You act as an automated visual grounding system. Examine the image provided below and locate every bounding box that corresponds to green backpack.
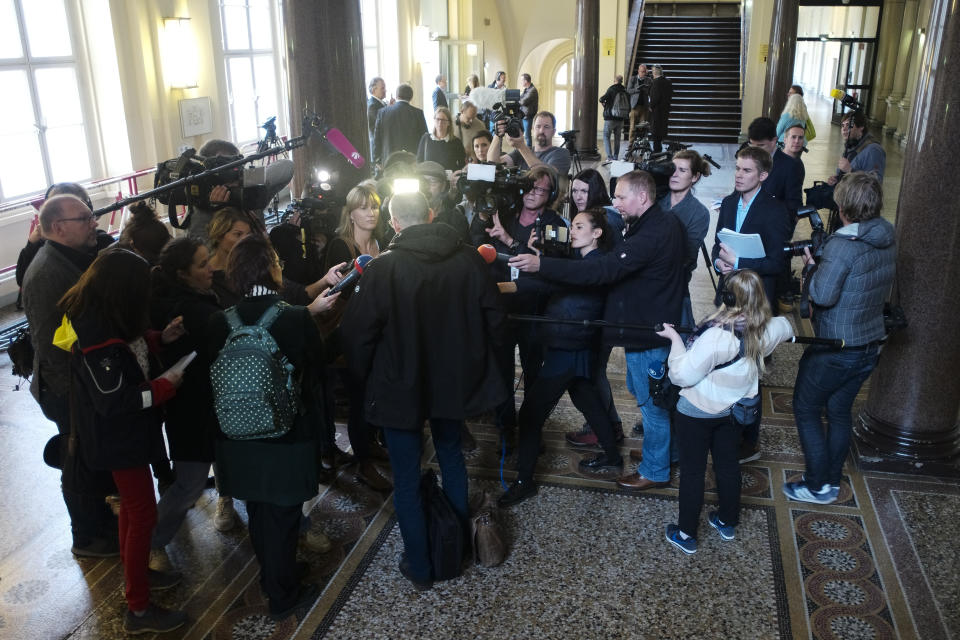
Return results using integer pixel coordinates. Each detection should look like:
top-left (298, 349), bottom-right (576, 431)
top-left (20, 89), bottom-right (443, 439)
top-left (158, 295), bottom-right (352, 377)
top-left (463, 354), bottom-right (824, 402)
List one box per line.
top-left (210, 302), bottom-right (301, 440)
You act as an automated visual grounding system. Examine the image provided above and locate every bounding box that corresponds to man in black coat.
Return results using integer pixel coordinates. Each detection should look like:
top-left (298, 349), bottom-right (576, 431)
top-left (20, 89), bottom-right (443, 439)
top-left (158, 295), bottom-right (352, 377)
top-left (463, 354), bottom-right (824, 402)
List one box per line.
top-left (747, 117), bottom-right (803, 218)
top-left (711, 146), bottom-right (791, 308)
top-left (341, 192), bottom-right (506, 590)
top-left (372, 83), bottom-right (428, 171)
top-left (367, 77), bottom-right (390, 160)
top-left (510, 170), bottom-right (687, 491)
top-left (649, 65), bottom-right (672, 152)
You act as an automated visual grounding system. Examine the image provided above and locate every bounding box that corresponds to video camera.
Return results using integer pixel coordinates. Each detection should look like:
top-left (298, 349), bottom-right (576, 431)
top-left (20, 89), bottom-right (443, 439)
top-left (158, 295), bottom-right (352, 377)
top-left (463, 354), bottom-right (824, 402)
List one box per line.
top-left (457, 163), bottom-right (534, 228)
top-left (533, 216), bottom-right (572, 259)
top-left (784, 206), bottom-right (827, 318)
top-left (559, 129), bottom-right (579, 152)
top-left (491, 89), bottom-right (524, 138)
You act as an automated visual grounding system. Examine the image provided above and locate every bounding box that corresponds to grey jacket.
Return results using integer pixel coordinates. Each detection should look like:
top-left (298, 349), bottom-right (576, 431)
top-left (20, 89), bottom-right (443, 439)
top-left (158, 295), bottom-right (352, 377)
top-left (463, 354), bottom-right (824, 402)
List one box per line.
top-left (22, 242), bottom-right (87, 400)
top-left (809, 217), bottom-right (895, 346)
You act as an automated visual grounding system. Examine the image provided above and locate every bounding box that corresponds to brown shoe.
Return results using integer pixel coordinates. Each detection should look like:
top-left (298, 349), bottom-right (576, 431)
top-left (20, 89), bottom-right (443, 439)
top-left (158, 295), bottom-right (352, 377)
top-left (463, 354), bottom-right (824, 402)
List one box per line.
top-left (616, 472), bottom-right (669, 490)
top-left (629, 448), bottom-right (643, 462)
top-left (356, 461), bottom-right (393, 491)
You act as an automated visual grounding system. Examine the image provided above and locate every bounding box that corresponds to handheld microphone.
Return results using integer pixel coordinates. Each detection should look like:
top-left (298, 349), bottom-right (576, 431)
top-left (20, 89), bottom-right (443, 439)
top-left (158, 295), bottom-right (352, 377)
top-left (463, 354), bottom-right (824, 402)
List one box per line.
top-left (324, 254), bottom-right (373, 296)
top-left (829, 89), bottom-right (862, 112)
top-left (324, 127), bottom-right (366, 169)
top-left (477, 244), bottom-right (512, 265)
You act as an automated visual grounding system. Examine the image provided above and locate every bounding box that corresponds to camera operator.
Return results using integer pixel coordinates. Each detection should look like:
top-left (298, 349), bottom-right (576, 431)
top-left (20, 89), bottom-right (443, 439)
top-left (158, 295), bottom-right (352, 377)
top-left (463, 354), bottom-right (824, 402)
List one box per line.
top-left (418, 161), bottom-right (469, 243)
top-left (488, 110), bottom-right (571, 176)
top-left (484, 165), bottom-right (567, 446)
top-left (783, 172), bottom-right (895, 505)
top-left (185, 139), bottom-right (242, 242)
top-left (827, 110), bottom-right (886, 186)
top-left (454, 100), bottom-right (482, 161)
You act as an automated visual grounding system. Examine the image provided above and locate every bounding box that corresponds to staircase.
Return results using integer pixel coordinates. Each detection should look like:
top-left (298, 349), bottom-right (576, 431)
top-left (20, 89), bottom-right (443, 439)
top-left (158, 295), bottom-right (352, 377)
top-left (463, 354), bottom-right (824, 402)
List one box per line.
top-left (633, 15), bottom-right (742, 143)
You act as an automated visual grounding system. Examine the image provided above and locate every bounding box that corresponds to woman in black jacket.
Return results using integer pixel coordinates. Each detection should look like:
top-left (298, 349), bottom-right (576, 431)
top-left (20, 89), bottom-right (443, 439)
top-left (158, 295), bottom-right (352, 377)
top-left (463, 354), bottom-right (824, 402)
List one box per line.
top-left (206, 235), bottom-right (335, 620)
top-left (61, 249), bottom-right (188, 634)
top-left (498, 209), bottom-right (620, 507)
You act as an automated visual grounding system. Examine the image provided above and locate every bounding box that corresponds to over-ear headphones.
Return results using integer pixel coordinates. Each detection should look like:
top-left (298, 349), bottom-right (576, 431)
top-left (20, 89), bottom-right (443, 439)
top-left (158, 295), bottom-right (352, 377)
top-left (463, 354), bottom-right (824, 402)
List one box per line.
top-left (720, 276), bottom-right (737, 308)
top-left (530, 167), bottom-right (559, 203)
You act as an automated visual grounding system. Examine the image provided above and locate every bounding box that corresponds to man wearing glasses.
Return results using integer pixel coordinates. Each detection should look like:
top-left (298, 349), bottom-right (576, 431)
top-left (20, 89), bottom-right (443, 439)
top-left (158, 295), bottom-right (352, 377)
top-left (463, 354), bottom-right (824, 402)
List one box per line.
top-left (23, 194), bottom-right (120, 559)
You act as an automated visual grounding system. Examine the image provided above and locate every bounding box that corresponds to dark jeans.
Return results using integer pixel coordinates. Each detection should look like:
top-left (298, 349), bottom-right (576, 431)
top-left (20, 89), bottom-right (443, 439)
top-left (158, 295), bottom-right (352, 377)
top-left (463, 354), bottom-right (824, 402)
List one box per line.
top-left (39, 384), bottom-right (117, 547)
top-left (593, 346), bottom-right (622, 429)
top-left (676, 411), bottom-right (742, 538)
top-left (382, 419), bottom-right (468, 583)
top-left (517, 362), bottom-right (620, 482)
top-left (495, 321), bottom-right (544, 431)
top-left (247, 500), bottom-right (303, 613)
top-left (793, 343), bottom-right (879, 491)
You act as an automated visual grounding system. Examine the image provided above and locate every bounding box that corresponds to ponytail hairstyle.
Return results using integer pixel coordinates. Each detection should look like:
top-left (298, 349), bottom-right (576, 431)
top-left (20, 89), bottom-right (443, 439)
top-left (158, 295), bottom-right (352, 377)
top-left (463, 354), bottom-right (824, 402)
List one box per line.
top-left (119, 201), bottom-right (171, 266)
top-left (702, 269), bottom-right (771, 375)
top-left (671, 149), bottom-right (712, 182)
top-left (577, 207), bottom-right (614, 253)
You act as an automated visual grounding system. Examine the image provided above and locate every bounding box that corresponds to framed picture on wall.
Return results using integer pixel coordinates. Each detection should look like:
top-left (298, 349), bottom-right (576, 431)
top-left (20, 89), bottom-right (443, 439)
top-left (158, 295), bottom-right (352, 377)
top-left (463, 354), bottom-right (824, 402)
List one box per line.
top-left (179, 97), bottom-right (213, 138)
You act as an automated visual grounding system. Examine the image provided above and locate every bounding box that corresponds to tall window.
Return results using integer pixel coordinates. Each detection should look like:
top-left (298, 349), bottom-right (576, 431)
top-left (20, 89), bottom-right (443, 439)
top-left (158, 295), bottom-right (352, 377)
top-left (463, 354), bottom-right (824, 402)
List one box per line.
top-left (359, 0), bottom-right (399, 97)
top-left (0, 0), bottom-right (92, 201)
top-left (219, 0), bottom-right (283, 145)
top-left (553, 57), bottom-right (575, 133)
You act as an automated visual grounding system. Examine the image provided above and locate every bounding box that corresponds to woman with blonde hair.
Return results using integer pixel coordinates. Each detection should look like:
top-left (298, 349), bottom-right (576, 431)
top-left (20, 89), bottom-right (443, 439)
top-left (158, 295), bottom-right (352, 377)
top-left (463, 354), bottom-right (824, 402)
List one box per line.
top-left (325, 181), bottom-right (382, 270)
top-left (416, 106), bottom-right (466, 171)
top-left (777, 89), bottom-right (816, 144)
top-left (657, 269), bottom-right (794, 554)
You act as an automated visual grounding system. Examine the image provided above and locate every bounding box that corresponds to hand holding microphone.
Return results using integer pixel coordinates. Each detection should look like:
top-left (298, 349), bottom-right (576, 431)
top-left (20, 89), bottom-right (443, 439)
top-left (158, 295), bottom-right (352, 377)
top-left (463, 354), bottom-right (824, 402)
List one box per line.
top-left (324, 254), bottom-right (373, 296)
top-left (477, 244), bottom-right (513, 265)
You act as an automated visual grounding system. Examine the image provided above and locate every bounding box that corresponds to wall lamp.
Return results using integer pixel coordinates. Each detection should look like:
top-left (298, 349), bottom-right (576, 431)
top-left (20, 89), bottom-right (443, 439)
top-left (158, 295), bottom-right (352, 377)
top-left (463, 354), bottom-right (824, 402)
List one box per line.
top-left (161, 17), bottom-right (199, 89)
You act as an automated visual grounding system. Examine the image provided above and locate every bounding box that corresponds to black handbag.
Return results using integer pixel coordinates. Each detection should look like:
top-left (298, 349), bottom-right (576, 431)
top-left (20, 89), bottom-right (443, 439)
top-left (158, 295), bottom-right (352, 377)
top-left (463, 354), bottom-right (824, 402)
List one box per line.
top-left (420, 469), bottom-right (465, 581)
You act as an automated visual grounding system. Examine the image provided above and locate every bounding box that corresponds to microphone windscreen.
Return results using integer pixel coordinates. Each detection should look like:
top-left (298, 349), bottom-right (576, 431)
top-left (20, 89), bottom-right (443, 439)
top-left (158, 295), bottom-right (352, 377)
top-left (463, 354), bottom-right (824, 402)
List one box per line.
top-left (325, 127), bottom-right (365, 168)
top-left (477, 244), bottom-right (497, 264)
top-left (830, 88), bottom-right (845, 100)
top-left (264, 158), bottom-right (295, 187)
top-left (355, 254), bottom-right (373, 273)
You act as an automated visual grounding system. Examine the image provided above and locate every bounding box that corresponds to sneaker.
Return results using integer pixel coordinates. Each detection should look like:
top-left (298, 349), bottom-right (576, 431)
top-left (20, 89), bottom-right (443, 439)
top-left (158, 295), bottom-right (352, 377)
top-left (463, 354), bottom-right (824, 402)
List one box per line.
top-left (565, 424), bottom-right (599, 448)
top-left (631, 420), bottom-right (644, 437)
top-left (214, 496), bottom-right (238, 532)
top-left (104, 494), bottom-right (121, 517)
top-left (782, 480), bottom-right (839, 505)
top-left (665, 524), bottom-right (697, 555)
top-left (708, 511), bottom-right (735, 541)
top-left (148, 548), bottom-right (173, 572)
top-left (578, 454), bottom-right (624, 473)
top-left (123, 604), bottom-right (188, 634)
top-left (71, 537), bottom-right (120, 558)
top-left (301, 528), bottom-right (333, 554)
top-left (497, 479), bottom-right (538, 507)
top-left (738, 442), bottom-right (761, 464)
top-left (147, 568), bottom-right (182, 591)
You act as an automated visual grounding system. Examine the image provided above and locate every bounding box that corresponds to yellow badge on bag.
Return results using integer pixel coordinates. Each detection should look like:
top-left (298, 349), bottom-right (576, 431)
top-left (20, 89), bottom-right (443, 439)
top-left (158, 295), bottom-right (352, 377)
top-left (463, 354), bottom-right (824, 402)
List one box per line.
top-left (52, 315), bottom-right (77, 352)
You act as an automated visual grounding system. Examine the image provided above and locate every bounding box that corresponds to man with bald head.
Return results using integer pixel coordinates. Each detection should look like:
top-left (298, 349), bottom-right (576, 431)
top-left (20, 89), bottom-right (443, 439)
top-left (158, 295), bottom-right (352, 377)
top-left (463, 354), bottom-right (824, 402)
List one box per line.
top-left (23, 194), bottom-right (119, 558)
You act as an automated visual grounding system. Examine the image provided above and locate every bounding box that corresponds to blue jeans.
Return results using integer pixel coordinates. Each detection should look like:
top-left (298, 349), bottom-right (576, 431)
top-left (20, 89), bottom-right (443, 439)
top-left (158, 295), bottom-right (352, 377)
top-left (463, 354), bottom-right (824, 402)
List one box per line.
top-left (382, 419), bottom-right (468, 582)
top-left (793, 344), bottom-right (879, 491)
top-left (625, 346), bottom-right (673, 482)
top-left (522, 117), bottom-right (533, 147)
top-left (603, 120), bottom-right (623, 159)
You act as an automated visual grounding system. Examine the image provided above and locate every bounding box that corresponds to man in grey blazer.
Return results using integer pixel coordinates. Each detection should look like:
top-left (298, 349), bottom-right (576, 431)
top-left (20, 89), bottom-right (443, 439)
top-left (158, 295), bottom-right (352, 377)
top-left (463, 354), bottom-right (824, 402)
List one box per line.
top-left (22, 194), bottom-right (119, 558)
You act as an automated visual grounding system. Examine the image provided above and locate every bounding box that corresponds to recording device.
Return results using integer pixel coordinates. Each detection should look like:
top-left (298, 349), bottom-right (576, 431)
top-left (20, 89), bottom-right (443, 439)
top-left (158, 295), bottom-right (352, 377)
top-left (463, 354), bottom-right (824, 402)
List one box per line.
top-left (559, 130), bottom-right (579, 152)
top-left (457, 163), bottom-right (534, 227)
top-left (324, 254), bottom-right (373, 296)
top-left (533, 216), bottom-right (572, 258)
top-left (491, 89), bottom-right (524, 138)
top-left (609, 155), bottom-right (675, 202)
top-left (830, 88), bottom-right (863, 113)
top-left (783, 206), bottom-right (827, 319)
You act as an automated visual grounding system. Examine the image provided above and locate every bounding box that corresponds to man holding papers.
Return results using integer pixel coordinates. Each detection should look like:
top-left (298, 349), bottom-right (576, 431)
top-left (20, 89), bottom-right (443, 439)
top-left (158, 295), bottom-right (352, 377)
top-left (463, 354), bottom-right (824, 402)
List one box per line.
top-left (711, 146), bottom-right (791, 307)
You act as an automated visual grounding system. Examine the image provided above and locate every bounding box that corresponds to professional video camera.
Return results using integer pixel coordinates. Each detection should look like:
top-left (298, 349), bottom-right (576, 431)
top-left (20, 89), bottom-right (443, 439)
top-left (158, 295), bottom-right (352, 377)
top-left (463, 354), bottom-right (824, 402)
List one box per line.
top-left (457, 163), bottom-right (533, 228)
top-left (559, 129), bottom-right (578, 152)
top-left (533, 215), bottom-right (572, 258)
top-left (491, 89), bottom-right (524, 138)
top-left (783, 206), bottom-right (827, 318)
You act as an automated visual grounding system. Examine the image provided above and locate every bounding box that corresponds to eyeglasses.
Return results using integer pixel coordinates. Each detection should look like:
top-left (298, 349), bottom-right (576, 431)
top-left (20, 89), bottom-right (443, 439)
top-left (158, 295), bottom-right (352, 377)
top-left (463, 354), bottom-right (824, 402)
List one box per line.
top-left (530, 186), bottom-right (551, 196)
top-left (57, 214), bottom-right (96, 224)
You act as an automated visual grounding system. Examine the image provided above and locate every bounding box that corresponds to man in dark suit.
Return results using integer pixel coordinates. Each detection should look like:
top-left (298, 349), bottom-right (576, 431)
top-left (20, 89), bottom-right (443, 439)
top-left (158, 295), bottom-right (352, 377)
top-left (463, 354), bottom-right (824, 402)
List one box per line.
top-left (711, 146), bottom-right (791, 308)
top-left (747, 117), bottom-right (803, 218)
top-left (649, 64), bottom-right (672, 152)
top-left (367, 77), bottom-right (390, 160)
top-left (432, 75), bottom-right (448, 111)
top-left (372, 83), bottom-right (428, 172)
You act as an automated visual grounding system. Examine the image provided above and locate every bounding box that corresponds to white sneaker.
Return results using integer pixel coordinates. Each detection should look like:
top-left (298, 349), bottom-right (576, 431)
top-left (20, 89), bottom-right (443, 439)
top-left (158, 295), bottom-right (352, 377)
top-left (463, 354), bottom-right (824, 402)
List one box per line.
top-left (149, 548), bottom-right (173, 572)
top-left (214, 496), bottom-right (238, 532)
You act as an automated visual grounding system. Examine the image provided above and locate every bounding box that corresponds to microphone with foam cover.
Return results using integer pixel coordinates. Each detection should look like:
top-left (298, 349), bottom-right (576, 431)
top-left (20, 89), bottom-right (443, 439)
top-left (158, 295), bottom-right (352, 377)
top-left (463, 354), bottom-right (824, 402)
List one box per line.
top-left (324, 254), bottom-right (373, 296)
top-left (477, 244), bottom-right (512, 265)
top-left (324, 127), bottom-right (366, 169)
top-left (829, 88), bottom-right (862, 112)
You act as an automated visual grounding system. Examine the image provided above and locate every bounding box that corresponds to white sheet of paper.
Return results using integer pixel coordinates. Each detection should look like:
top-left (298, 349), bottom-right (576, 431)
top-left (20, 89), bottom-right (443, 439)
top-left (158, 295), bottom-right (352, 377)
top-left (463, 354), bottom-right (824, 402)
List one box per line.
top-left (717, 228), bottom-right (766, 259)
top-left (168, 351), bottom-right (197, 375)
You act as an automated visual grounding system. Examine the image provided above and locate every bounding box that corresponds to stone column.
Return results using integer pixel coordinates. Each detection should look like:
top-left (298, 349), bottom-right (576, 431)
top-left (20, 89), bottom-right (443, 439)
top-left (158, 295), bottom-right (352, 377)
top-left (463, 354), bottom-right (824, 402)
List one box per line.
top-left (894, 3), bottom-right (929, 144)
top-left (856, 0), bottom-right (960, 463)
top-left (573, 0), bottom-right (600, 160)
top-left (869, 0), bottom-right (906, 123)
top-left (762, 0), bottom-right (799, 118)
top-left (281, 0), bottom-right (370, 196)
top-left (883, 0), bottom-right (919, 134)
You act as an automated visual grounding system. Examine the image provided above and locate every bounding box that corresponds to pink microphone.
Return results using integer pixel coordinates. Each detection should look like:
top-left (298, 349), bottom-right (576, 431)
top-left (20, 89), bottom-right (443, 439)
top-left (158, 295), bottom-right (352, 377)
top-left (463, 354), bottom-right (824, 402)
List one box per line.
top-left (324, 127), bottom-right (366, 169)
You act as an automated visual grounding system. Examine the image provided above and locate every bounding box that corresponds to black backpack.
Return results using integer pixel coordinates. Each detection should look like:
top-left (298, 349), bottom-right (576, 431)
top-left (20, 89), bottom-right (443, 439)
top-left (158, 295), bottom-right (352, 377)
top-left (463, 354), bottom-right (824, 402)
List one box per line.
top-left (611, 88), bottom-right (631, 119)
top-left (420, 469), bottom-right (465, 581)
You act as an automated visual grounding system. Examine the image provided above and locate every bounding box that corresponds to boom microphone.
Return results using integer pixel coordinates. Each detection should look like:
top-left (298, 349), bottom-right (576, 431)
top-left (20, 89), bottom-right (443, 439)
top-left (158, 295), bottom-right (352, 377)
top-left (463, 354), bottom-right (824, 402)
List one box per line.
top-left (478, 244), bottom-right (512, 265)
top-left (324, 127), bottom-right (366, 169)
top-left (324, 254), bottom-right (373, 296)
top-left (829, 88), bottom-right (862, 112)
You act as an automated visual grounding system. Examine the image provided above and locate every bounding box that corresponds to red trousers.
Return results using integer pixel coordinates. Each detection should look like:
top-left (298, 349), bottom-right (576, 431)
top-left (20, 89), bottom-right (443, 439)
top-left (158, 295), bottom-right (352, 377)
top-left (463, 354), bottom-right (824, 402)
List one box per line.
top-left (111, 467), bottom-right (157, 612)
